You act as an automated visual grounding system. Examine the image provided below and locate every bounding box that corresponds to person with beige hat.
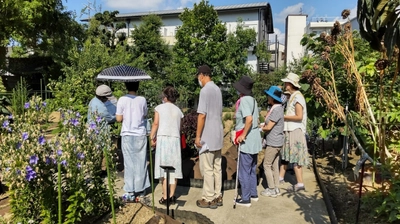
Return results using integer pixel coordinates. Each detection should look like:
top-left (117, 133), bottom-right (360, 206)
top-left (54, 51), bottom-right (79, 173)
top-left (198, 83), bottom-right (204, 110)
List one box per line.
top-left (87, 84), bottom-right (116, 124)
top-left (279, 73), bottom-right (309, 192)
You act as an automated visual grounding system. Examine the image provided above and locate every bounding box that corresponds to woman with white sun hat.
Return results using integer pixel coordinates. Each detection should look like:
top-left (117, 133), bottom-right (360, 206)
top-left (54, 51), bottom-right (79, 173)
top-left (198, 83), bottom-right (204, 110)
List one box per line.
top-left (279, 72), bottom-right (309, 192)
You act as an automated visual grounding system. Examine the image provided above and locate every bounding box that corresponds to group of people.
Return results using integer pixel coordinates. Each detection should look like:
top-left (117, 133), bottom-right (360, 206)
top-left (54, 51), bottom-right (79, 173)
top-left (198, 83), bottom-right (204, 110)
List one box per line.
top-left (86, 64), bottom-right (309, 209)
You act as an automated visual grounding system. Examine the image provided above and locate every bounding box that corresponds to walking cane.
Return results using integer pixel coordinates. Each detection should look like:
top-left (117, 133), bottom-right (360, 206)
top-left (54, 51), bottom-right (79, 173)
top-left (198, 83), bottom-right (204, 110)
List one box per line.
top-left (233, 143), bottom-right (241, 209)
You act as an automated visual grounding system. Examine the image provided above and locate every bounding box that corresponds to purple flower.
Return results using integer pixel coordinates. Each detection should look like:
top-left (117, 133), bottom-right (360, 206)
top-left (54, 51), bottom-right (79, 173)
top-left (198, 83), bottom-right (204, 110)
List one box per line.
top-left (22, 132), bottom-right (28, 141)
top-left (29, 155), bottom-right (39, 165)
top-left (77, 163), bottom-right (81, 169)
top-left (38, 136), bottom-right (46, 145)
top-left (89, 122), bottom-right (97, 130)
top-left (16, 142), bottom-right (21, 149)
top-left (45, 156), bottom-right (51, 165)
top-left (42, 102), bottom-right (47, 107)
top-left (76, 112), bottom-right (81, 118)
top-left (24, 102), bottom-right (30, 109)
top-left (6, 127), bottom-right (11, 132)
top-left (8, 114), bottom-right (13, 119)
top-left (77, 152), bottom-right (85, 160)
top-left (16, 169), bottom-right (21, 175)
top-left (25, 166), bottom-right (37, 181)
top-left (96, 116), bottom-right (102, 123)
top-left (2, 120), bottom-right (9, 128)
top-left (61, 160), bottom-right (67, 166)
top-left (57, 150), bottom-right (62, 156)
top-left (35, 105), bottom-right (40, 110)
top-left (70, 118), bottom-right (79, 126)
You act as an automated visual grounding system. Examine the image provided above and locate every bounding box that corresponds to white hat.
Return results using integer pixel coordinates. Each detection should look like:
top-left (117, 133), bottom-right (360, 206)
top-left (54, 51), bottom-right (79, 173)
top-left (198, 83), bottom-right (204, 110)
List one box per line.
top-left (96, 85), bottom-right (112, 97)
top-left (281, 73), bottom-right (301, 88)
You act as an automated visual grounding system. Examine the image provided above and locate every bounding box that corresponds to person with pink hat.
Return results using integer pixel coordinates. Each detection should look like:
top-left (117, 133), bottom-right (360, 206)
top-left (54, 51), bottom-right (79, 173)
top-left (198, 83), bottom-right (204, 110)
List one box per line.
top-left (279, 73), bottom-right (309, 192)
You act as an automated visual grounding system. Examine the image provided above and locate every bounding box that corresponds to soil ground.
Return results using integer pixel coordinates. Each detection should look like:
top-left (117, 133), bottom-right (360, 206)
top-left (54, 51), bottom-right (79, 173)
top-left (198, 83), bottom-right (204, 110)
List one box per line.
top-left (313, 139), bottom-right (382, 224)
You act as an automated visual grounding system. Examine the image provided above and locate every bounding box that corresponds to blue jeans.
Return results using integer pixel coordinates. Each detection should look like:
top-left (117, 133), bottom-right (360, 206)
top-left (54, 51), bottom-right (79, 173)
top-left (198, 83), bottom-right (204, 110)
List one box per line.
top-left (121, 135), bottom-right (150, 193)
top-left (238, 152), bottom-right (258, 201)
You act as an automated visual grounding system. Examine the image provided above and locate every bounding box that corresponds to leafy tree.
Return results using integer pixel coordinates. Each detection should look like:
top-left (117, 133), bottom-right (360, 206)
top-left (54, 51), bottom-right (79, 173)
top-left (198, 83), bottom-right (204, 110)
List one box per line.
top-left (130, 14), bottom-right (172, 77)
top-left (0, 0), bottom-right (85, 64)
top-left (170, 0), bottom-right (227, 102)
top-left (89, 11), bottom-right (127, 50)
top-left (171, 0), bottom-right (262, 106)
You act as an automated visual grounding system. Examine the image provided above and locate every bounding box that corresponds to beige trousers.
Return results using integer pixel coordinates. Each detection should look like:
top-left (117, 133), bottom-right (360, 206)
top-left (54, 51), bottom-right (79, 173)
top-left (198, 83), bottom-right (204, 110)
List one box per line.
top-left (263, 146), bottom-right (282, 189)
top-left (199, 150), bottom-right (222, 201)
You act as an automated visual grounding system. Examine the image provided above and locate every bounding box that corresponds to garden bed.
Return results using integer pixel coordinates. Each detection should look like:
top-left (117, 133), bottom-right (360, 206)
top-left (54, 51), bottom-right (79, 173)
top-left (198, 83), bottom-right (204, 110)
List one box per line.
top-left (314, 145), bottom-right (382, 224)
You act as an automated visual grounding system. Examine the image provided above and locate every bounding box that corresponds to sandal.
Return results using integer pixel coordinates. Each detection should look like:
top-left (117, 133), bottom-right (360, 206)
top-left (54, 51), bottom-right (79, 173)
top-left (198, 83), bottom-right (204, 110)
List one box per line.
top-left (170, 196), bottom-right (176, 205)
top-left (159, 197), bottom-right (168, 204)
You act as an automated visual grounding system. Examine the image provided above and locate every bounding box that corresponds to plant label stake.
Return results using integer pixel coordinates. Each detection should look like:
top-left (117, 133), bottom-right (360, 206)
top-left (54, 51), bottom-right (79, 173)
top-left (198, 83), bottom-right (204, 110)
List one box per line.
top-left (342, 101), bottom-right (349, 170)
top-left (160, 165), bottom-right (175, 217)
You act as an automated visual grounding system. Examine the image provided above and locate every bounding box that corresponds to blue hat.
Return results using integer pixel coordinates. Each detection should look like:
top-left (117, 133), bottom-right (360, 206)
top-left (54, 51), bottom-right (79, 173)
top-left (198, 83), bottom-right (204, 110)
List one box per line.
top-left (264, 86), bottom-right (283, 103)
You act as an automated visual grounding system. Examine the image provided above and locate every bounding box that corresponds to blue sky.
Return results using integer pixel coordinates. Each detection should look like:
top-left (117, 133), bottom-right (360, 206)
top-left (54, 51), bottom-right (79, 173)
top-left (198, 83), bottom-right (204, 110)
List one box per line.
top-left (64, 0), bottom-right (358, 43)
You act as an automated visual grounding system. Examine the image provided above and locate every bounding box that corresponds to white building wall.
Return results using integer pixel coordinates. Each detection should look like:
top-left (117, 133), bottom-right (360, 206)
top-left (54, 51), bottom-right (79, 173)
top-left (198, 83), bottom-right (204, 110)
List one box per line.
top-left (115, 10), bottom-right (263, 71)
top-left (285, 15), bottom-right (307, 66)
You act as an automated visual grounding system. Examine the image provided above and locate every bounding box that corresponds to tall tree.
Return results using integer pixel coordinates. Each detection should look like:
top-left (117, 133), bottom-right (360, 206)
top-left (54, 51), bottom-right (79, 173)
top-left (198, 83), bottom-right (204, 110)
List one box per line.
top-left (171, 0), bottom-right (260, 105)
top-left (130, 14), bottom-right (172, 77)
top-left (0, 0), bottom-right (85, 63)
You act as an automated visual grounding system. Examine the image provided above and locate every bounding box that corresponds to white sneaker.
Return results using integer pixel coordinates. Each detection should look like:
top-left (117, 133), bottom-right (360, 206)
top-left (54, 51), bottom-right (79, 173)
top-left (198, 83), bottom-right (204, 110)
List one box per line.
top-left (275, 188), bottom-right (281, 196)
top-left (261, 188), bottom-right (277, 198)
top-left (250, 195), bottom-right (259, 202)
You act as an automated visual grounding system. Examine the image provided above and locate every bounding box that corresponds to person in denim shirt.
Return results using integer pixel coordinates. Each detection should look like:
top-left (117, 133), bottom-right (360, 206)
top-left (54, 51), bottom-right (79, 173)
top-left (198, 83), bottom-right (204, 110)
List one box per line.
top-left (87, 84), bottom-right (116, 124)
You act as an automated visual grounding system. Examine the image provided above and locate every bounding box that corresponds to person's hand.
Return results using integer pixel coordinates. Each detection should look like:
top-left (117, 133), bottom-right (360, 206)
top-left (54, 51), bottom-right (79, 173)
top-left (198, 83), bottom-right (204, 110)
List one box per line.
top-left (151, 138), bottom-right (156, 148)
top-left (237, 134), bottom-right (246, 143)
top-left (195, 137), bottom-right (202, 148)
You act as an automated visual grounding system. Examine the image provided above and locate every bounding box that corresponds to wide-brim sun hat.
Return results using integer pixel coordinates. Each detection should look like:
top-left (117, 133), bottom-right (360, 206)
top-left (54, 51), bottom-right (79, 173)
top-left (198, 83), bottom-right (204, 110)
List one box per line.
top-left (264, 86), bottom-right (283, 103)
top-left (281, 72), bottom-right (301, 88)
top-left (233, 76), bottom-right (254, 96)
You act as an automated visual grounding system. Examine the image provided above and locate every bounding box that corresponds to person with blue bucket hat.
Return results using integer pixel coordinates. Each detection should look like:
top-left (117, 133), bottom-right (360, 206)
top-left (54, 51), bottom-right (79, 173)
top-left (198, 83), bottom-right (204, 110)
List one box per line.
top-left (260, 86), bottom-right (285, 198)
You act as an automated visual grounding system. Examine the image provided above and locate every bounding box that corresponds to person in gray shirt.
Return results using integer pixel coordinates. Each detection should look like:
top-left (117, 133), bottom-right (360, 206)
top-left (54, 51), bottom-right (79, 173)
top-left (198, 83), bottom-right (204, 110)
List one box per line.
top-left (261, 86), bottom-right (284, 198)
top-left (195, 65), bottom-right (224, 209)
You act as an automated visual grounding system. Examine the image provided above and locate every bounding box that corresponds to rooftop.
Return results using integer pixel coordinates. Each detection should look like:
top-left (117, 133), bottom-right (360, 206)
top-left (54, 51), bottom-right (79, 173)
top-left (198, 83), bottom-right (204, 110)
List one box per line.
top-left (81, 2), bottom-right (271, 21)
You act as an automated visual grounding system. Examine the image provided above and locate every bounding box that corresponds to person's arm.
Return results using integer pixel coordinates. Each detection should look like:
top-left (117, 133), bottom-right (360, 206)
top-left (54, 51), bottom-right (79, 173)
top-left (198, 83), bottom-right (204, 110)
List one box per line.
top-left (262, 120), bottom-right (276, 132)
top-left (195, 90), bottom-right (207, 148)
top-left (150, 111), bottom-right (159, 147)
top-left (115, 98), bottom-right (124, 122)
top-left (237, 115), bottom-right (252, 143)
top-left (284, 102), bottom-right (303, 122)
top-left (195, 113), bottom-right (206, 148)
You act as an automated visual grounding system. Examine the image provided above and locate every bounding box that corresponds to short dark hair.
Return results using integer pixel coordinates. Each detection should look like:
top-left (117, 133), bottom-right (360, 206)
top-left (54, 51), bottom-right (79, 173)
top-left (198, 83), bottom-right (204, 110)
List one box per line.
top-left (196, 65), bottom-right (212, 76)
top-left (163, 86), bottom-right (180, 103)
top-left (125, 82), bottom-right (139, 92)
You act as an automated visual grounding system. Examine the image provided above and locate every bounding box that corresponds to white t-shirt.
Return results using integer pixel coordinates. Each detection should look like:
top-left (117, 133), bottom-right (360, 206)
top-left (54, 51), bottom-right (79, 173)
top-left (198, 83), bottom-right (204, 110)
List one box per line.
top-left (116, 95), bottom-right (148, 136)
top-left (155, 103), bottom-right (183, 138)
top-left (285, 91), bottom-right (307, 133)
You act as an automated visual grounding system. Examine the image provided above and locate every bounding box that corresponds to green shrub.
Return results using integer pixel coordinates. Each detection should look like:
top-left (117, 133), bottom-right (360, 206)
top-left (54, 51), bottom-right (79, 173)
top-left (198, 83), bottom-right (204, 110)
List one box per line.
top-left (223, 112), bottom-right (232, 121)
top-left (222, 107), bottom-right (235, 112)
